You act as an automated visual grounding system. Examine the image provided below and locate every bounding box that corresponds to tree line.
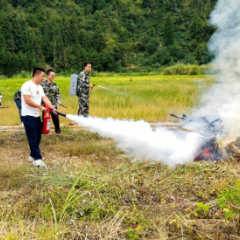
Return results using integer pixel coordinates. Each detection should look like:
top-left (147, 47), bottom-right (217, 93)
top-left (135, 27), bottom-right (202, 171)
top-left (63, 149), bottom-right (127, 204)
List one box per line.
top-left (0, 0), bottom-right (217, 77)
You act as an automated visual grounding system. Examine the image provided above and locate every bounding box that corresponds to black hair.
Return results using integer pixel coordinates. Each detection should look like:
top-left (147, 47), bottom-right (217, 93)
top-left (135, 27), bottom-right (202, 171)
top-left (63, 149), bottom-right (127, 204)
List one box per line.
top-left (46, 69), bottom-right (54, 75)
top-left (84, 62), bottom-right (92, 68)
top-left (32, 67), bottom-right (45, 77)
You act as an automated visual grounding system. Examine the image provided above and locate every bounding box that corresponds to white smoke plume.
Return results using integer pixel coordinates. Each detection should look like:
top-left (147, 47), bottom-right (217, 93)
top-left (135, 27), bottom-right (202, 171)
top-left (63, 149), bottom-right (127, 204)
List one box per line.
top-left (67, 115), bottom-right (203, 167)
top-left (187, 0), bottom-right (240, 141)
top-left (66, 0), bottom-right (239, 166)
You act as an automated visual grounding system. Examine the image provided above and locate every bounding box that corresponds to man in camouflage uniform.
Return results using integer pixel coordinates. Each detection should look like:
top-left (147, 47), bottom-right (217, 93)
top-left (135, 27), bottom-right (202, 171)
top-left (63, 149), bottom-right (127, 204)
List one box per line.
top-left (41, 69), bottom-right (61, 133)
top-left (77, 62), bottom-right (94, 116)
top-left (14, 89), bottom-right (23, 124)
top-left (0, 90), bottom-right (2, 106)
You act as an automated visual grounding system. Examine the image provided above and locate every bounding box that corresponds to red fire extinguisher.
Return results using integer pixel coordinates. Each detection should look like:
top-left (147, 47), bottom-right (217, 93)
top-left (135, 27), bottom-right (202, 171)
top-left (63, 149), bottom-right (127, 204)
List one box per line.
top-left (43, 106), bottom-right (51, 135)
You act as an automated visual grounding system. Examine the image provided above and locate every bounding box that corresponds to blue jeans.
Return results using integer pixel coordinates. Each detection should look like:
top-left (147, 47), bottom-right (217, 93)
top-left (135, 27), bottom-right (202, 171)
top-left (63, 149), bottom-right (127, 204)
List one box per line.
top-left (22, 115), bottom-right (42, 160)
top-left (14, 100), bottom-right (23, 123)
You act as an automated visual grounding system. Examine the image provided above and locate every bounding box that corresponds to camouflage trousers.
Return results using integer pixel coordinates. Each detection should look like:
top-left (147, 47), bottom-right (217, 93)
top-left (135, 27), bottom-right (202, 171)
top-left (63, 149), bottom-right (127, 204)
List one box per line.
top-left (78, 95), bottom-right (89, 116)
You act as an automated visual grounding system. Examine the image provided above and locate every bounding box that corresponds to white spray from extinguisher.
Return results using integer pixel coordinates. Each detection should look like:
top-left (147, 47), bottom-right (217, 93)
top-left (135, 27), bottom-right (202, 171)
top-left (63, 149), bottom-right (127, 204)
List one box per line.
top-left (64, 114), bottom-right (203, 167)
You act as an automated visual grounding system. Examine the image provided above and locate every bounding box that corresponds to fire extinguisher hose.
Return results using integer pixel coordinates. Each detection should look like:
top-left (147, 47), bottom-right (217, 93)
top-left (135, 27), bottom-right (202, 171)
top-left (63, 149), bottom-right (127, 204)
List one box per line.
top-left (57, 111), bottom-right (67, 117)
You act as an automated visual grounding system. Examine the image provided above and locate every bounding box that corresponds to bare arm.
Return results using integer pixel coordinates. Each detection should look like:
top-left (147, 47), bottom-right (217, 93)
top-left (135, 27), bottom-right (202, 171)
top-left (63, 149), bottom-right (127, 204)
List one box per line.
top-left (42, 95), bottom-right (58, 114)
top-left (24, 95), bottom-right (45, 112)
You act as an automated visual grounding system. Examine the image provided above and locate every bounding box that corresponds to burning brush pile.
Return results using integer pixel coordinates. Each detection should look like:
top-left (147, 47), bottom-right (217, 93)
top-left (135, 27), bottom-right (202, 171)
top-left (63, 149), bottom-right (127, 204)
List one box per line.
top-left (170, 113), bottom-right (240, 162)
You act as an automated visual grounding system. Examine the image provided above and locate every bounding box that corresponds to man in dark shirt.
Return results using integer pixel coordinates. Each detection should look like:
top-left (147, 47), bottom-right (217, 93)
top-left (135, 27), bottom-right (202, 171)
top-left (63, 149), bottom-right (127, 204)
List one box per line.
top-left (77, 63), bottom-right (94, 117)
top-left (14, 89), bottom-right (23, 125)
top-left (41, 69), bottom-right (61, 133)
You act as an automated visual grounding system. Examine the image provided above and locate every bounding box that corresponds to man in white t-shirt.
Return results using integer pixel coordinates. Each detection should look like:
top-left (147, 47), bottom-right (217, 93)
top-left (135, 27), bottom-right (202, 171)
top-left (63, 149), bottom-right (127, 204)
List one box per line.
top-left (0, 90), bottom-right (2, 106)
top-left (21, 67), bottom-right (58, 168)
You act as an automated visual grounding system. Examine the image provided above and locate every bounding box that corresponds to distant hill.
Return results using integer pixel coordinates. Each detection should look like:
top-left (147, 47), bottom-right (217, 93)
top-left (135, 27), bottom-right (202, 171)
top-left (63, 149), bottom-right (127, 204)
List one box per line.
top-left (0, 0), bottom-right (217, 76)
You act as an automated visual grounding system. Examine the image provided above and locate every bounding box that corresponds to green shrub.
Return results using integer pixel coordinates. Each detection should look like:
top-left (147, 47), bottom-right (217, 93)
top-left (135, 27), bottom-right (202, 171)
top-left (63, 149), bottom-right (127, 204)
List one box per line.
top-left (0, 75), bottom-right (8, 80)
top-left (217, 184), bottom-right (240, 220)
top-left (20, 71), bottom-right (30, 78)
top-left (161, 63), bottom-right (205, 75)
top-left (12, 71), bottom-right (31, 79)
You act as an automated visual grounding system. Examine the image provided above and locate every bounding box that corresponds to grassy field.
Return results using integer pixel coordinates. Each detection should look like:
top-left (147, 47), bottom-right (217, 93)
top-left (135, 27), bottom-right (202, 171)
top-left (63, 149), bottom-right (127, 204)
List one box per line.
top-left (0, 130), bottom-right (240, 239)
top-left (1, 75), bottom-right (240, 239)
top-left (0, 75), bottom-right (213, 125)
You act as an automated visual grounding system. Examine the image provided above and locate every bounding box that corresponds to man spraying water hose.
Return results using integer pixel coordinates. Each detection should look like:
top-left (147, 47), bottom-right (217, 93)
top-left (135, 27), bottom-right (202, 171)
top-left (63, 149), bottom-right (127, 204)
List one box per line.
top-left (77, 62), bottom-right (95, 117)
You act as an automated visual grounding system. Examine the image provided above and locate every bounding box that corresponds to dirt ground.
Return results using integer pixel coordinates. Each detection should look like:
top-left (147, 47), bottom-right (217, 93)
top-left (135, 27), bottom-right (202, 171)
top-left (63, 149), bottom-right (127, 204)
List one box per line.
top-left (0, 121), bottom-right (178, 168)
top-left (1, 124), bottom-right (240, 240)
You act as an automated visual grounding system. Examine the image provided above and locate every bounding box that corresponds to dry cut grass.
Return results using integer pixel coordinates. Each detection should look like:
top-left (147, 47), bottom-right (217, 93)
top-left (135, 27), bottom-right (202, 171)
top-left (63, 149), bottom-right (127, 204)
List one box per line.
top-left (0, 129), bottom-right (240, 239)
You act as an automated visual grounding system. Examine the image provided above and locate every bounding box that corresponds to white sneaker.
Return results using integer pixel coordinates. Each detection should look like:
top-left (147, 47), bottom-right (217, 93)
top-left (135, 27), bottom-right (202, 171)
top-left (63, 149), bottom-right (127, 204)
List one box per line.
top-left (28, 156), bottom-right (45, 162)
top-left (28, 156), bottom-right (34, 162)
top-left (32, 160), bottom-right (47, 168)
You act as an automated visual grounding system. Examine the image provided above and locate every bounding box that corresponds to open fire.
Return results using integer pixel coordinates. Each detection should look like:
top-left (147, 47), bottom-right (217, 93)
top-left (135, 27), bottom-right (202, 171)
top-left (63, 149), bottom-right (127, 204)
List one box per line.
top-left (170, 114), bottom-right (240, 162)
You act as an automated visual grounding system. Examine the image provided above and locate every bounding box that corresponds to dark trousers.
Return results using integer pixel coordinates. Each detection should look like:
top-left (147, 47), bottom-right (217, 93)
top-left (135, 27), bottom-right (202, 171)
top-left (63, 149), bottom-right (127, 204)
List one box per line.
top-left (42, 107), bottom-right (61, 133)
top-left (22, 115), bottom-right (42, 160)
top-left (14, 100), bottom-right (23, 123)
